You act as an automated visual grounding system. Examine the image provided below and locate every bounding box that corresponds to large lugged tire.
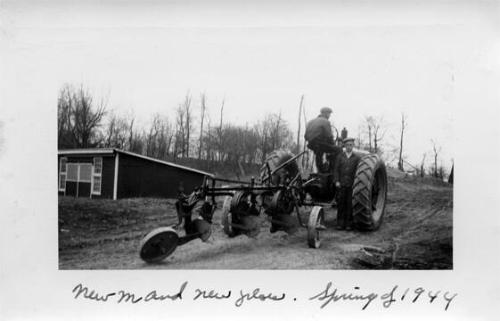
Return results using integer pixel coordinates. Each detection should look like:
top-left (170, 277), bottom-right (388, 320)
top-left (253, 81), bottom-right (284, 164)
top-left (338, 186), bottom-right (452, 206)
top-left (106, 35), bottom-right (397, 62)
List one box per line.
top-left (260, 150), bottom-right (299, 185)
top-left (352, 154), bottom-right (388, 231)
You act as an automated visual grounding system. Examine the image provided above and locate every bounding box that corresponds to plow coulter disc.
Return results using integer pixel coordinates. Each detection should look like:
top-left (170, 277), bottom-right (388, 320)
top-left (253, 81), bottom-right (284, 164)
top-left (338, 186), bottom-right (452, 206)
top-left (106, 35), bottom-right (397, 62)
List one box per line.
top-left (192, 219), bottom-right (212, 242)
top-left (240, 215), bottom-right (261, 238)
top-left (270, 214), bottom-right (297, 234)
top-left (307, 206), bottom-right (325, 249)
top-left (222, 196), bottom-right (260, 238)
top-left (139, 227), bottom-right (179, 263)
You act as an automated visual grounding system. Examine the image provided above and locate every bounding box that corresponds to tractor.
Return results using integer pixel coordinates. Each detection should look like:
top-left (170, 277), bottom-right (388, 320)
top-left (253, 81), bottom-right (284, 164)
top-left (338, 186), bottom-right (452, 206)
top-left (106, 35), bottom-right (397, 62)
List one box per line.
top-left (139, 144), bottom-right (388, 264)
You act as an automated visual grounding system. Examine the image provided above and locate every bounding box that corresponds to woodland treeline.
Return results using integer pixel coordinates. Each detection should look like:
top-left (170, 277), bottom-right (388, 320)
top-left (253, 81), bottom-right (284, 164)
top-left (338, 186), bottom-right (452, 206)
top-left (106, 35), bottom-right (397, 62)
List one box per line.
top-left (57, 85), bottom-right (295, 168)
top-left (57, 84), bottom-right (452, 180)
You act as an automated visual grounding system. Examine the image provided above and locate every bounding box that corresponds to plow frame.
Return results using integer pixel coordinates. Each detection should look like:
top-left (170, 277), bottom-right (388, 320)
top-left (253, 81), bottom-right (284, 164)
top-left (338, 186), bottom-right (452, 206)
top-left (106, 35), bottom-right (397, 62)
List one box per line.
top-left (187, 150), bottom-right (329, 242)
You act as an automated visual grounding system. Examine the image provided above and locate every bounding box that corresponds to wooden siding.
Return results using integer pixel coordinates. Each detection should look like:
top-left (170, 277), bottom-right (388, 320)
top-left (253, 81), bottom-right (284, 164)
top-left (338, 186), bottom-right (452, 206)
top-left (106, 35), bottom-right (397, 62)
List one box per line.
top-left (117, 153), bottom-right (207, 198)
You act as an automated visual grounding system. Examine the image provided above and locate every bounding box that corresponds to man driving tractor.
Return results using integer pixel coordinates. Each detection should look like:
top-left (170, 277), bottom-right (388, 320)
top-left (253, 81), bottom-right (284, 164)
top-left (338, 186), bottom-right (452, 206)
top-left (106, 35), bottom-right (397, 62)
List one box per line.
top-left (304, 106), bottom-right (343, 172)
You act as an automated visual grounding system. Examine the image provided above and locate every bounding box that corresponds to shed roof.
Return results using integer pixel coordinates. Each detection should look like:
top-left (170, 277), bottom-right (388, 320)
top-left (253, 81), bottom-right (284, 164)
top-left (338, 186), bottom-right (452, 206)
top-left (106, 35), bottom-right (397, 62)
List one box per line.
top-left (58, 148), bottom-right (214, 177)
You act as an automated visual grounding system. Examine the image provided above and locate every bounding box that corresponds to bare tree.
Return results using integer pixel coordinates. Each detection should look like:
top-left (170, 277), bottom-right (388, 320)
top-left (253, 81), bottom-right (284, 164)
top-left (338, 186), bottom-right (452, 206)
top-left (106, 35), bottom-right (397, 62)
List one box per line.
top-left (296, 95), bottom-right (304, 154)
top-left (183, 93), bottom-right (192, 158)
top-left (105, 113), bottom-right (116, 147)
top-left (174, 104), bottom-right (186, 159)
top-left (217, 98), bottom-right (225, 162)
top-left (398, 113), bottom-right (407, 171)
top-left (145, 113), bottom-right (161, 157)
top-left (364, 115), bottom-right (387, 154)
top-left (299, 103), bottom-right (315, 172)
top-left (145, 113), bottom-right (174, 159)
top-left (198, 93), bottom-right (207, 160)
top-left (431, 140), bottom-right (442, 178)
top-left (104, 111), bottom-right (129, 149)
top-left (420, 153), bottom-right (427, 177)
top-left (127, 117), bottom-right (135, 150)
top-left (438, 164), bottom-right (447, 180)
top-left (271, 111), bottom-right (282, 151)
top-left (57, 84), bottom-right (107, 148)
top-left (255, 112), bottom-right (294, 163)
top-left (57, 85), bottom-right (74, 148)
top-left (203, 113), bottom-right (213, 162)
top-left (157, 117), bottom-right (174, 160)
top-left (126, 116), bottom-right (146, 154)
top-left (171, 93), bottom-right (194, 159)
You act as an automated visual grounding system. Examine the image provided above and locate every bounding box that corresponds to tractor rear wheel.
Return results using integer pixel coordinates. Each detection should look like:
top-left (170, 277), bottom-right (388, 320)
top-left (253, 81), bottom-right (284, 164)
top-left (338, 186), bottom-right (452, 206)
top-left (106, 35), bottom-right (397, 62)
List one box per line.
top-left (261, 150), bottom-right (299, 185)
top-left (352, 154), bottom-right (388, 231)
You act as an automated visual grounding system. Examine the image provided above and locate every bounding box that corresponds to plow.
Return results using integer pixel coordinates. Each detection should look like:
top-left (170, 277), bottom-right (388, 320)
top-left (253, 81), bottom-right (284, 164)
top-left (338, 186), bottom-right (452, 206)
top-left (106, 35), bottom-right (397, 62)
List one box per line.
top-left (139, 149), bottom-right (388, 264)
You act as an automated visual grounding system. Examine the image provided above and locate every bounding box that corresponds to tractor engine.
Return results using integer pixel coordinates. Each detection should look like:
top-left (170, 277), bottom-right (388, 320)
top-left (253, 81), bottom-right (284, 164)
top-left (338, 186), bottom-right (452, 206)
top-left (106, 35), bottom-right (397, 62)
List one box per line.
top-left (304, 172), bottom-right (336, 203)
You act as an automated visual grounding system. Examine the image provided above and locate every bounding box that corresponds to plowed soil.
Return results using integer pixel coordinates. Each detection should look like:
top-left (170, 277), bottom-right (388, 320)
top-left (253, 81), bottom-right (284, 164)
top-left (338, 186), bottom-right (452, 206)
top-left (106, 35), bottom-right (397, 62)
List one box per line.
top-left (58, 172), bottom-right (452, 269)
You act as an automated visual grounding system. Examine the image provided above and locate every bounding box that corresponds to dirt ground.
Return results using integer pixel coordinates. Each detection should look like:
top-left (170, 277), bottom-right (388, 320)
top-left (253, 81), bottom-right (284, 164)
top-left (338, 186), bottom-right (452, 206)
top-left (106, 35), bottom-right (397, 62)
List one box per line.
top-left (58, 172), bottom-right (453, 269)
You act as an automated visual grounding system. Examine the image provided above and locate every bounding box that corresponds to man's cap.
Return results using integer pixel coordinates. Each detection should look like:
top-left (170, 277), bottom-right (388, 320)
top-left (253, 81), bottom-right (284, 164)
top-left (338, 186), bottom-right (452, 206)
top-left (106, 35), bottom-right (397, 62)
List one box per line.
top-left (343, 137), bottom-right (355, 144)
top-left (320, 107), bottom-right (333, 114)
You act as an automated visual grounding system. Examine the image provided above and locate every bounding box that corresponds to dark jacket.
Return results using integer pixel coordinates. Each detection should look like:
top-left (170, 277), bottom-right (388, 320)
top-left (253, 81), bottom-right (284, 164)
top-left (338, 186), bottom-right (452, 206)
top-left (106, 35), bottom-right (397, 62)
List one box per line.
top-left (334, 152), bottom-right (361, 188)
top-left (304, 115), bottom-right (334, 143)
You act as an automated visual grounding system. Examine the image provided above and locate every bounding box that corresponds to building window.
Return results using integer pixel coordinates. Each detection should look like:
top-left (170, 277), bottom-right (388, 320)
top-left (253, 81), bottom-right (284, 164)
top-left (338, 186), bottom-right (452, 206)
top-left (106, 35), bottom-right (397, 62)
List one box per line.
top-left (92, 157), bottom-right (102, 195)
top-left (94, 157), bottom-right (103, 174)
top-left (60, 158), bottom-right (67, 173)
top-left (79, 164), bottom-right (92, 183)
top-left (58, 157), bottom-right (67, 192)
top-left (64, 162), bottom-right (94, 198)
top-left (67, 163), bottom-right (78, 181)
top-left (92, 176), bottom-right (102, 195)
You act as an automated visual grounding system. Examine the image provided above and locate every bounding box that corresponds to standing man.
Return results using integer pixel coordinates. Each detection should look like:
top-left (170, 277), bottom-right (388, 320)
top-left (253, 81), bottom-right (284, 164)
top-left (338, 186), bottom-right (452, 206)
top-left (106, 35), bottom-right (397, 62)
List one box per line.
top-left (304, 107), bottom-right (343, 172)
top-left (334, 137), bottom-right (361, 230)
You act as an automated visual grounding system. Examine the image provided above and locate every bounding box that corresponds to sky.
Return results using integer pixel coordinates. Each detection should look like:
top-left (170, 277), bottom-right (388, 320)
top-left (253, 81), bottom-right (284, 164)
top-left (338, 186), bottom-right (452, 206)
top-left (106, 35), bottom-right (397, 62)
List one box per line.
top-left (2, 0), bottom-right (499, 170)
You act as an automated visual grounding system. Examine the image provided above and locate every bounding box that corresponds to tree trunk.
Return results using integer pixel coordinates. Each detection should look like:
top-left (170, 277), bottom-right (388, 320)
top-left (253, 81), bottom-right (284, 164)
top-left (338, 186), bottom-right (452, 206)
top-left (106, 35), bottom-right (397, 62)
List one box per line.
top-left (198, 93), bottom-right (206, 160)
top-left (398, 114), bottom-right (405, 171)
top-left (218, 98), bottom-right (225, 162)
top-left (296, 95), bottom-right (304, 154)
top-left (368, 126), bottom-right (372, 153)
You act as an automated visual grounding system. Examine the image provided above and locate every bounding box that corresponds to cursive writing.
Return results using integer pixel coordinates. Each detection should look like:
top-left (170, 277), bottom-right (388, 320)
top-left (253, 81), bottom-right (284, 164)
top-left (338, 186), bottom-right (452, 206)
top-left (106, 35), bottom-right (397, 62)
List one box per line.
top-left (71, 282), bottom-right (457, 311)
top-left (73, 282), bottom-right (188, 304)
top-left (73, 283), bottom-right (116, 302)
top-left (309, 282), bottom-right (378, 310)
top-left (234, 288), bottom-right (286, 307)
top-left (310, 282), bottom-right (458, 311)
top-left (193, 288), bottom-right (231, 300)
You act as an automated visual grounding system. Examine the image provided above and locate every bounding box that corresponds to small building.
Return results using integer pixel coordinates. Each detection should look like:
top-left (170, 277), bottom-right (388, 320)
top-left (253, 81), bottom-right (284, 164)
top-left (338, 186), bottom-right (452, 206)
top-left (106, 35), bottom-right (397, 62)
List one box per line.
top-left (58, 148), bottom-right (214, 199)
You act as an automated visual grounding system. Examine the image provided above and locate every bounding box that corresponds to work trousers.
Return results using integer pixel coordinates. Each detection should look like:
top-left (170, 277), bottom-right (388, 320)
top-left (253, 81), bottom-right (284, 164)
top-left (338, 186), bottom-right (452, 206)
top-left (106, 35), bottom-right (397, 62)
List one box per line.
top-left (308, 139), bottom-right (342, 173)
top-left (337, 186), bottom-right (353, 228)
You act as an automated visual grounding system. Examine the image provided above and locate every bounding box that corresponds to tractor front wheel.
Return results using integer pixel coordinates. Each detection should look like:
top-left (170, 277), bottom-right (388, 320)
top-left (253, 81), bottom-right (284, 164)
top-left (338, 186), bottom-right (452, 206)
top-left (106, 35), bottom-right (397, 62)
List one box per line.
top-left (307, 206), bottom-right (325, 248)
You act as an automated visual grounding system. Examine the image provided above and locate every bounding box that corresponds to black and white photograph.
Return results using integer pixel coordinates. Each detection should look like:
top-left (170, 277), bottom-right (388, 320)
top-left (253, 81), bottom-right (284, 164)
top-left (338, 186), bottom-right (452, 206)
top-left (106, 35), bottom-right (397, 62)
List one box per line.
top-left (1, 0), bottom-right (499, 320)
top-left (53, 2), bottom-right (455, 270)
